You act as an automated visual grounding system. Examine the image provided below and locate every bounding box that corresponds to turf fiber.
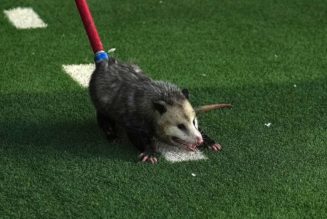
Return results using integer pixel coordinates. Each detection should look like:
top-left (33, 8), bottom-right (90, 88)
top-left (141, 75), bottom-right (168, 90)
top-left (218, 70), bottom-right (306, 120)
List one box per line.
top-left (1, 0), bottom-right (326, 218)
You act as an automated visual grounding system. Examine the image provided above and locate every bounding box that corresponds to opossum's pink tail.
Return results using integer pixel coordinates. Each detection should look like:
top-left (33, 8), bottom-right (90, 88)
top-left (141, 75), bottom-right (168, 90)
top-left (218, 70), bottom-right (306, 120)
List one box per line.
top-left (75, 0), bottom-right (108, 63)
top-left (195, 103), bottom-right (232, 113)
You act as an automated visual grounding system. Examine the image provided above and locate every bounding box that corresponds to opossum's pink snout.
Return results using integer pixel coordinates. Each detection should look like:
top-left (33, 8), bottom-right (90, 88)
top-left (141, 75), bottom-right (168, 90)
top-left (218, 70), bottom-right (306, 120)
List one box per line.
top-left (196, 136), bottom-right (203, 146)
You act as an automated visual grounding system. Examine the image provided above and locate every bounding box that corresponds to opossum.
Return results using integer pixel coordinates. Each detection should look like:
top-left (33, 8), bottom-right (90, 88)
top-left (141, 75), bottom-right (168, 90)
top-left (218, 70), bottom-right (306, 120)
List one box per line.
top-left (89, 58), bottom-right (228, 163)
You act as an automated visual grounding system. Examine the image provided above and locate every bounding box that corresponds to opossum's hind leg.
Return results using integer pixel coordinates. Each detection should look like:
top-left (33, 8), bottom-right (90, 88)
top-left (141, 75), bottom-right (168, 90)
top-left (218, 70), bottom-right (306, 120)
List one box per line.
top-left (198, 128), bottom-right (222, 152)
top-left (97, 111), bottom-right (117, 141)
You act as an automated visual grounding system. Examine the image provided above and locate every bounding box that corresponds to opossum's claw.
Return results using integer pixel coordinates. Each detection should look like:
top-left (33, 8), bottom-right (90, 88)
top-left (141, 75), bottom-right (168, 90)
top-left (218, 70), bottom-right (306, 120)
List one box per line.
top-left (138, 151), bottom-right (159, 164)
top-left (141, 155), bottom-right (158, 164)
top-left (141, 154), bottom-right (149, 162)
top-left (149, 157), bottom-right (158, 164)
top-left (209, 143), bottom-right (222, 152)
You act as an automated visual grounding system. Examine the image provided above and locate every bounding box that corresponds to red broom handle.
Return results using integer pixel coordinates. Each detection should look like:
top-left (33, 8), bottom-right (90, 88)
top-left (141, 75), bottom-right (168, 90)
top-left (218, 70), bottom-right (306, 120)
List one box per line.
top-left (75, 0), bottom-right (104, 54)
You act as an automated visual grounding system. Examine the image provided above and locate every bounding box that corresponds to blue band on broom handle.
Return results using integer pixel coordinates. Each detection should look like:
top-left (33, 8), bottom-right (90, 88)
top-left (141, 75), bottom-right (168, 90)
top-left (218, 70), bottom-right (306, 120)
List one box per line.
top-left (94, 51), bottom-right (109, 63)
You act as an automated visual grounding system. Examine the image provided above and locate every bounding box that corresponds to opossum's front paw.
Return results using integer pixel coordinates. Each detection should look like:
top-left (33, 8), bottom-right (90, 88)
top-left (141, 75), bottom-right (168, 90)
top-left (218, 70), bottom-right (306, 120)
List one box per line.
top-left (208, 143), bottom-right (222, 152)
top-left (138, 152), bottom-right (159, 164)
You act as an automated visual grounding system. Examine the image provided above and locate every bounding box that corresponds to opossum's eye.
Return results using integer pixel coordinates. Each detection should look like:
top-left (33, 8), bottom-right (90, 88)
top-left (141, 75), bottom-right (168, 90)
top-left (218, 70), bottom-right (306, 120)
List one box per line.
top-left (177, 124), bottom-right (186, 131)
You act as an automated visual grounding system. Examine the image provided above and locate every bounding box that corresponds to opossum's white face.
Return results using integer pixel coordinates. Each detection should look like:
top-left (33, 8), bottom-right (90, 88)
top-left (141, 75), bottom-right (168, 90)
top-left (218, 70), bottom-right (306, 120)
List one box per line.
top-left (154, 100), bottom-right (203, 151)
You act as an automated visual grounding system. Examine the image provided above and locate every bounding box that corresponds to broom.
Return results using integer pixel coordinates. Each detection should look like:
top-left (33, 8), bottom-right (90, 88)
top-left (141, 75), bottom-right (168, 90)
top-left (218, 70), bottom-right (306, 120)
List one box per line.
top-left (75, 0), bottom-right (108, 63)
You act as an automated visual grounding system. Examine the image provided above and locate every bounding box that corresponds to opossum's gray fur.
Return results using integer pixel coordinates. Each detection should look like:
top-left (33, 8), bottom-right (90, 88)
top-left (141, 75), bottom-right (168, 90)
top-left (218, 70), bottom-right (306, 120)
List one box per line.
top-left (89, 58), bottom-right (186, 138)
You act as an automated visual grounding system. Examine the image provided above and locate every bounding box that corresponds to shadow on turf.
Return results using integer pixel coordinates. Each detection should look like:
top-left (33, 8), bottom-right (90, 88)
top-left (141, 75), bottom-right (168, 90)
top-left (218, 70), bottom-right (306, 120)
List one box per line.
top-left (0, 90), bottom-right (137, 162)
top-left (1, 118), bottom-right (138, 162)
top-left (1, 78), bottom-right (326, 163)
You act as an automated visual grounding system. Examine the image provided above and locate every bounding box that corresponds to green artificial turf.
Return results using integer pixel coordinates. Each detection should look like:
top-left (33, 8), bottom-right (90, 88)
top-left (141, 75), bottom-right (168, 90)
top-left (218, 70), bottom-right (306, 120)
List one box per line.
top-left (1, 0), bottom-right (326, 218)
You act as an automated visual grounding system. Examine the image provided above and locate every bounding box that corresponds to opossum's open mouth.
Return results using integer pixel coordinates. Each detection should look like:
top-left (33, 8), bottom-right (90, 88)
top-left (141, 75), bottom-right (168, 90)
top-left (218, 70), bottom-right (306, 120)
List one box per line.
top-left (171, 137), bottom-right (198, 151)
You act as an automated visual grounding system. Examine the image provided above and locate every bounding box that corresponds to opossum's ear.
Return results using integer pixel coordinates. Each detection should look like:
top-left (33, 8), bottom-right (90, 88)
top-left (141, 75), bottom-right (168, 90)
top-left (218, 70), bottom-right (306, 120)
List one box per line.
top-left (153, 100), bottom-right (167, 114)
top-left (182, 88), bottom-right (189, 99)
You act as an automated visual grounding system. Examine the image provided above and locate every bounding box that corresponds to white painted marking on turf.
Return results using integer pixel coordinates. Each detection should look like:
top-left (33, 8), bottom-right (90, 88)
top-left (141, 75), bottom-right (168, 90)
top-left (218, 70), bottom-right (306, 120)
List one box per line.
top-left (62, 63), bottom-right (207, 162)
top-left (265, 122), bottom-right (272, 127)
top-left (158, 142), bottom-right (207, 162)
top-left (62, 64), bottom-right (95, 88)
top-left (4, 7), bottom-right (47, 29)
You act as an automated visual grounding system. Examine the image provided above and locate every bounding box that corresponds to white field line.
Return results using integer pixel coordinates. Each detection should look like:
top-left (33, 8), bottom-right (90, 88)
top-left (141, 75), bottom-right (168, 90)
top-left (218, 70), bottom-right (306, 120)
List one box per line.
top-left (4, 7), bottom-right (47, 29)
top-left (157, 142), bottom-right (207, 162)
top-left (62, 64), bottom-right (207, 162)
top-left (62, 64), bottom-right (94, 88)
